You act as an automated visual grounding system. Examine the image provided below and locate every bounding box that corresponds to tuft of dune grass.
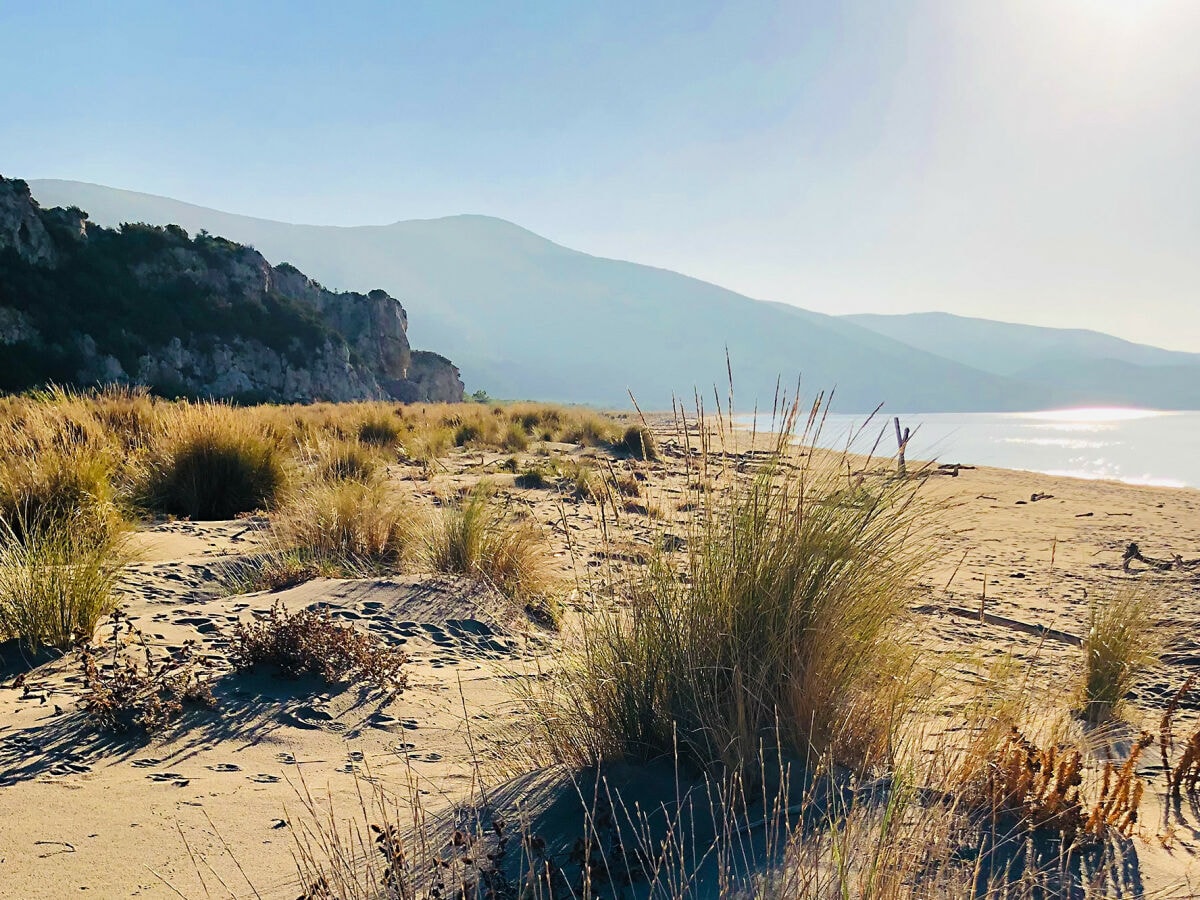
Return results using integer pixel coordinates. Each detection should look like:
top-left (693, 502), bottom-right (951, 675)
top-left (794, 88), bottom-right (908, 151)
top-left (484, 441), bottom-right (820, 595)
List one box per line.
top-left (137, 402), bottom-right (289, 520)
top-left (1080, 588), bottom-right (1162, 724)
top-left (614, 423), bottom-right (659, 460)
top-left (272, 478), bottom-right (411, 568)
top-left (539, 399), bottom-right (929, 779)
top-left (422, 488), bottom-right (560, 627)
top-left (0, 516), bottom-right (130, 651)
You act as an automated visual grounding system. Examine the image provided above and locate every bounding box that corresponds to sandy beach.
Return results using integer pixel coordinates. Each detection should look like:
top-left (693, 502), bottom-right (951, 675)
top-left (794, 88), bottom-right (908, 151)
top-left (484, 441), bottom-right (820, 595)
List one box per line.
top-left (2, 421), bottom-right (1199, 898)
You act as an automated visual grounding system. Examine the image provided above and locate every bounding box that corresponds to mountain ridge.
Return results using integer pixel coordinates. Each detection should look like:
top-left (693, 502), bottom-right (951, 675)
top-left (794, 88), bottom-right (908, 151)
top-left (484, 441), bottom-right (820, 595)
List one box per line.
top-left (27, 178), bottom-right (1200, 412)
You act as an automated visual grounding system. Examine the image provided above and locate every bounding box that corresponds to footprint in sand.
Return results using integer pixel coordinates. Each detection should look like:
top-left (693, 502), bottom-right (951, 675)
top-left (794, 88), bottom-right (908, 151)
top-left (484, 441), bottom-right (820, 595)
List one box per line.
top-left (446, 618), bottom-right (493, 638)
top-left (172, 616), bottom-right (218, 634)
top-left (282, 704), bottom-right (336, 730)
top-left (48, 759), bottom-right (92, 776)
top-left (205, 763), bottom-right (242, 773)
top-left (131, 757), bottom-right (163, 768)
top-left (247, 773), bottom-right (281, 784)
top-left (275, 752), bottom-right (297, 765)
top-left (367, 712), bottom-right (403, 730)
top-left (146, 772), bottom-right (190, 786)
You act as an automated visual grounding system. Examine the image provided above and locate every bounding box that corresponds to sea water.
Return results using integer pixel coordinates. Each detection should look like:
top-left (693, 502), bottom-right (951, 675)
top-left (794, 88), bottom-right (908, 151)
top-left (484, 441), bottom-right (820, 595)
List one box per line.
top-left (735, 408), bottom-right (1200, 489)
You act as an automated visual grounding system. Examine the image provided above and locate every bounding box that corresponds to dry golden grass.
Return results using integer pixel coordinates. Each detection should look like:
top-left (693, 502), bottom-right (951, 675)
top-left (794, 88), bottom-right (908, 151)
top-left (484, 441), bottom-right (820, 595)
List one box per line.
top-left (1079, 587), bottom-right (1163, 724)
top-left (136, 401), bottom-right (290, 520)
top-left (0, 388), bottom-right (130, 546)
top-left (421, 487), bottom-right (561, 626)
top-left (538, 399), bottom-right (930, 779)
top-left (0, 516), bottom-right (131, 650)
top-left (272, 478), bottom-right (412, 569)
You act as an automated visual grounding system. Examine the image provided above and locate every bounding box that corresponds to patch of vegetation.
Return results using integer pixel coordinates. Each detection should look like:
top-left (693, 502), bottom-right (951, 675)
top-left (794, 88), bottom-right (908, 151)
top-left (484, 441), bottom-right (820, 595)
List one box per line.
top-left (271, 478), bottom-right (411, 570)
top-left (423, 489), bottom-right (560, 627)
top-left (969, 727), bottom-right (1150, 847)
top-left (1079, 588), bottom-right (1162, 724)
top-left (357, 414), bottom-right (402, 447)
top-left (514, 465), bottom-right (552, 489)
top-left (229, 602), bottom-right (408, 693)
top-left (0, 518), bottom-right (129, 650)
top-left (138, 403), bottom-right (288, 519)
top-left (539, 405), bottom-right (927, 778)
top-left (315, 439), bottom-right (380, 483)
top-left (0, 387), bottom-right (130, 547)
top-left (80, 613), bottom-right (216, 735)
top-left (614, 423), bottom-right (659, 460)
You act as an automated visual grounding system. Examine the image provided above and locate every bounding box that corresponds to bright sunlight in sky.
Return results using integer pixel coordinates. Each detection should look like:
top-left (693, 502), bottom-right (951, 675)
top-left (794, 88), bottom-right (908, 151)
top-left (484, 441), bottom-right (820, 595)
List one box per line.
top-left (1, 1), bottom-right (1198, 350)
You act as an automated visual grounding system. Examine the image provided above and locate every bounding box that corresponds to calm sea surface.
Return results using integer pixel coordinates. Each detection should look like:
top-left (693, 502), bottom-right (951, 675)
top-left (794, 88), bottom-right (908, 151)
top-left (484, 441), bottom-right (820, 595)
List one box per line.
top-left (735, 408), bottom-right (1200, 489)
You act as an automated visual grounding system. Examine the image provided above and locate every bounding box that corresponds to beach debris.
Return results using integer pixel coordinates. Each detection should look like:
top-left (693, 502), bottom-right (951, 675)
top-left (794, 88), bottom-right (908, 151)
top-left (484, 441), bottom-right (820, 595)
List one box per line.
top-left (1122, 542), bottom-right (1200, 573)
top-left (894, 417), bottom-right (910, 478)
top-left (1030, 491), bottom-right (1054, 502)
top-left (936, 462), bottom-right (975, 476)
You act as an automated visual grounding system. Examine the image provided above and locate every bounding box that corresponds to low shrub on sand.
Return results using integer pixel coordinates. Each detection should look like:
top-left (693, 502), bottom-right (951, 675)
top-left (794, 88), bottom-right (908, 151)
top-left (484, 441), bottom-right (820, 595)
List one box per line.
top-left (0, 518), bottom-right (130, 650)
top-left (138, 403), bottom-right (288, 519)
top-left (423, 489), bottom-right (560, 626)
top-left (229, 601), bottom-right (407, 693)
top-left (80, 613), bottom-right (216, 735)
top-left (1080, 588), bottom-right (1162, 724)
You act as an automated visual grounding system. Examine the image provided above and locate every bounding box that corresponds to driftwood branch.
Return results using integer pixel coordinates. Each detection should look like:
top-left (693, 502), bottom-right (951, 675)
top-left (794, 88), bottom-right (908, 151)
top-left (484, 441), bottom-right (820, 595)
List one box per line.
top-left (1122, 542), bottom-right (1200, 573)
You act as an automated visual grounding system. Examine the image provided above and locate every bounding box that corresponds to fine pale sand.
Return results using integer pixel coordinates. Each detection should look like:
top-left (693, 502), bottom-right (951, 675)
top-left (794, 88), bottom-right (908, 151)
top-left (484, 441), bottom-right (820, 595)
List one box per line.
top-left (2, 427), bottom-right (1199, 897)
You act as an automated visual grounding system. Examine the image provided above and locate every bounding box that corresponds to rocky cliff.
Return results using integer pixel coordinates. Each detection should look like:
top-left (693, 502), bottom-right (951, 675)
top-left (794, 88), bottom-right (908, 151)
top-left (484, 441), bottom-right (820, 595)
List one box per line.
top-left (0, 175), bottom-right (462, 403)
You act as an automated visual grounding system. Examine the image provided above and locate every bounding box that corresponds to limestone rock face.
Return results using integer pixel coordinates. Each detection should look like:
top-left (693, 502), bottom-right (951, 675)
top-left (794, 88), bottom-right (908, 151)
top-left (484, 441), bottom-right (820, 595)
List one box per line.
top-left (0, 174), bottom-right (461, 403)
top-left (0, 176), bottom-right (57, 266)
top-left (406, 350), bottom-right (466, 403)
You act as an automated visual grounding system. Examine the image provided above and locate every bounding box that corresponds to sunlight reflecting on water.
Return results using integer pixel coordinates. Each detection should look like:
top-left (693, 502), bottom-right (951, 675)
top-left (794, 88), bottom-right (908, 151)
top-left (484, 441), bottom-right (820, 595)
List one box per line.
top-left (736, 407), bottom-right (1200, 488)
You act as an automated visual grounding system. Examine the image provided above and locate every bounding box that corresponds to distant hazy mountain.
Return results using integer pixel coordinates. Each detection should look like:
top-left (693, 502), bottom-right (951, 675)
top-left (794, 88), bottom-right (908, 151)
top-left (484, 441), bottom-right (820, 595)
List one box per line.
top-left (28, 179), bottom-right (1200, 411)
top-left (846, 312), bottom-right (1200, 409)
top-left (844, 312), bottom-right (1200, 376)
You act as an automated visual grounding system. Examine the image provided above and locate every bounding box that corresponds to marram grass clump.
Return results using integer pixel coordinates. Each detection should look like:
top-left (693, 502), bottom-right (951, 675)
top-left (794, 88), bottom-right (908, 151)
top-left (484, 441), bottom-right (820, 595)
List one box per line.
top-left (272, 478), bottom-right (411, 569)
top-left (423, 488), bottom-right (561, 627)
top-left (614, 423), bottom-right (659, 460)
top-left (138, 402), bottom-right (288, 519)
top-left (1080, 588), bottom-right (1162, 724)
top-left (539, 400), bottom-right (928, 779)
top-left (0, 517), bottom-right (130, 651)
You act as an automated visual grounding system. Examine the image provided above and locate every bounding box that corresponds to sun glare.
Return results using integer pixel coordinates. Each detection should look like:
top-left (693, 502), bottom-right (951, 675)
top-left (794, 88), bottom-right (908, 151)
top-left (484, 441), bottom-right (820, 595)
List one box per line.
top-left (1020, 407), bottom-right (1167, 424)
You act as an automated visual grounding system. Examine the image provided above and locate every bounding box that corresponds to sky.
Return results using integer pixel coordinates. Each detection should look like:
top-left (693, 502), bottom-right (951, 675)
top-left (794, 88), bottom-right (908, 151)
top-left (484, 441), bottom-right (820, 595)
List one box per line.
top-left (3, 1), bottom-right (1200, 351)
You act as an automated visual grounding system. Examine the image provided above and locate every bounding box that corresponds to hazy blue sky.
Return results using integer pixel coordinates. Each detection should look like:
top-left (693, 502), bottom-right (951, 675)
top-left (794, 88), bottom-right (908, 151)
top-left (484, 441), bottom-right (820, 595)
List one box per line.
top-left (3, 1), bottom-right (1199, 350)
